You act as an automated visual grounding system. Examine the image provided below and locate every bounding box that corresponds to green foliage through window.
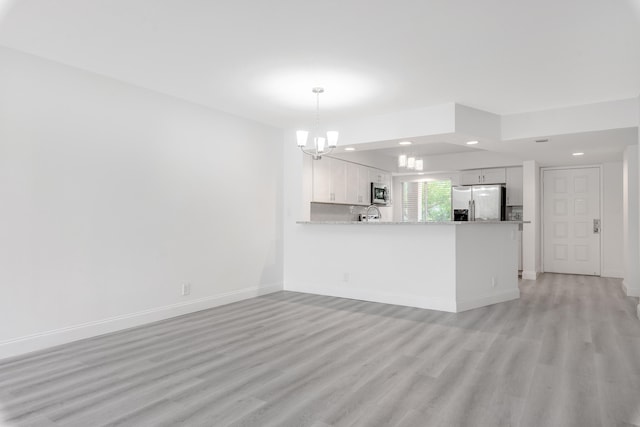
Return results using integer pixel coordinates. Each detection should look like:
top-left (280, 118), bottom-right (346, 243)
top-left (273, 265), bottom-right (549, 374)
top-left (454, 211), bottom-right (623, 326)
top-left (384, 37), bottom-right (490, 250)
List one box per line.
top-left (402, 180), bottom-right (451, 222)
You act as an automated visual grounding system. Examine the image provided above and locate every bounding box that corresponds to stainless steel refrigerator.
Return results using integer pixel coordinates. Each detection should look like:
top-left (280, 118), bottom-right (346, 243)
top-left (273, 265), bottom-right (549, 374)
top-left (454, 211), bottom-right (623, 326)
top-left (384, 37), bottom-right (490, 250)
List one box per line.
top-left (451, 185), bottom-right (506, 221)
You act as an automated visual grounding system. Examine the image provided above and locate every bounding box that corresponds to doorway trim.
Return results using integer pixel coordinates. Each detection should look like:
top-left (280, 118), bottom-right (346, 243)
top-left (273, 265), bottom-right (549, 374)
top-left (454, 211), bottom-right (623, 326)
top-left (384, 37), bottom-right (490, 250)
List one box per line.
top-left (540, 164), bottom-right (604, 276)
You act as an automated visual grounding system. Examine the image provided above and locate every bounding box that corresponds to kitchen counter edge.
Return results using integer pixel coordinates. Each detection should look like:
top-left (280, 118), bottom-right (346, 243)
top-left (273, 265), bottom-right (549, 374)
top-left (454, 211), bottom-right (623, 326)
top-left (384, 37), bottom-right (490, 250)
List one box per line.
top-left (296, 220), bottom-right (530, 225)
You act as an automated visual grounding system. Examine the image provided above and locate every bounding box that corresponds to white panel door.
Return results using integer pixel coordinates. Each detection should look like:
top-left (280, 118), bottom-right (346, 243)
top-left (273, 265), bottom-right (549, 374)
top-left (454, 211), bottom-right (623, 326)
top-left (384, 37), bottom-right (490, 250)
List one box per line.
top-left (543, 167), bottom-right (600, 275)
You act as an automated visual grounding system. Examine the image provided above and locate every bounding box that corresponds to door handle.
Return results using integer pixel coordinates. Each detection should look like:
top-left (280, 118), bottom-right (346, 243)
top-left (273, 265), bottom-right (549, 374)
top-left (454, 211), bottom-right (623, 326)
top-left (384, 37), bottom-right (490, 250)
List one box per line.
top-left (593, 219), bottom-right (600, 234)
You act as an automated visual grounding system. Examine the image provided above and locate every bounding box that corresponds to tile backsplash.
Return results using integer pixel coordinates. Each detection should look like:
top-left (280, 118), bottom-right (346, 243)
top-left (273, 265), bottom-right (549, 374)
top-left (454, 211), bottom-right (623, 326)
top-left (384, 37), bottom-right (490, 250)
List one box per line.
top-left (507, 205), bottom-right (523, 221)
top-left (310, 203), bottom-right (368, 221)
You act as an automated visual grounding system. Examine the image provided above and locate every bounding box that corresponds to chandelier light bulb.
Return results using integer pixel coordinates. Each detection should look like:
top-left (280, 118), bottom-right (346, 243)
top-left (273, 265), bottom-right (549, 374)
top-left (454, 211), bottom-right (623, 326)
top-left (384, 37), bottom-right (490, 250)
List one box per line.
top-left (327, 131), bottom-right (339, 148)
top-left (407, 157), bottom-right (416, 169)
top-left (296, 130), bottom-right (309, 147)
top-left (316, 137), bottom-right (326, 153)
top-left (415, 159), bottom-right (424, 171)
top-left (398, 154), bottom-right (407, 168)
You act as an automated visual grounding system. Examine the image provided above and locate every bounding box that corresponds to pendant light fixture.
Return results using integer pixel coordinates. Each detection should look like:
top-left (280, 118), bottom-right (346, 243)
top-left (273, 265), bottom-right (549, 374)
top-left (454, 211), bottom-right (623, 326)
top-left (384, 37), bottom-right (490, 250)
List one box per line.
top-left (297, 87), bottom-right (338, 160)
top-left (397, 153), bottom-right (423, 171)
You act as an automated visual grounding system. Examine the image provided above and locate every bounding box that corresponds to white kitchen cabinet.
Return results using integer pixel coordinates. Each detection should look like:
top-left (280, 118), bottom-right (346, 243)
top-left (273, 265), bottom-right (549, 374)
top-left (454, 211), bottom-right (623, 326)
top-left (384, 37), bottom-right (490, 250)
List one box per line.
top-left (346, 162), bottom-right (359, 204)
top-left (482, 168), bottom-right (506, 184)
top-left (331, 158), bottom-right (348, 203)
top-left (461, 170), bottom-right (483, 185)
top-left (312, 157), bottom-right (333, 202)
top-left (506, 166), bottom-right (523, 206)
top-left (357, 165), bottom-right (371, 205)
top-left (347, 162), bottom-right (374, 205)
top-left (460, 168), bottom-right (506, 185)
top-left (311, 157), bottom-right (346, 203)
top-left (313, 158), bottom-right (382, 205)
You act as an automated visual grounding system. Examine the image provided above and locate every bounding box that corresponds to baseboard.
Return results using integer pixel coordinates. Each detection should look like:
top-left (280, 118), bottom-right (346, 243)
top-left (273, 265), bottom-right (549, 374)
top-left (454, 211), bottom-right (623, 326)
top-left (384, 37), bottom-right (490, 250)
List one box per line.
top-left (455, 289), bottom-right (521, 313)
top-left (0, 283), bottom-right (283, 361)
top-left (622, 280), bottom-right (640, 298)
top-left (602, 269), bottom-right (624, 279)
top-left (521, 270), bottom-right (538, 280)
top-left (285, 283), bottom-right (457, 313)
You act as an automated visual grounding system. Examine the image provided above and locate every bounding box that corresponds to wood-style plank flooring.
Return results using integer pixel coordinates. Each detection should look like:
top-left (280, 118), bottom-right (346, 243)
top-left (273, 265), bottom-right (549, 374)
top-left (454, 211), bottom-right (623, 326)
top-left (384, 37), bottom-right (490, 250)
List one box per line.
top-left (1, 273), bottom-right (639, 427)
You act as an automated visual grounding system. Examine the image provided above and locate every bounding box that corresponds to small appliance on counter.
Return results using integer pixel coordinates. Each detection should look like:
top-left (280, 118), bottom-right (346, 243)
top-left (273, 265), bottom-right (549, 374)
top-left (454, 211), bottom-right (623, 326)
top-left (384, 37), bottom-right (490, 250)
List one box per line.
top-left (371, 182), bottom-right (390, 206)
top-left (507, 205), bottom-right (523, 221)
top-left (453, 209), bottom-right (469, 221)
top-left (359, 204), bottom-right (382, 222)
top-left (359, 213), bottom-right (380, 222)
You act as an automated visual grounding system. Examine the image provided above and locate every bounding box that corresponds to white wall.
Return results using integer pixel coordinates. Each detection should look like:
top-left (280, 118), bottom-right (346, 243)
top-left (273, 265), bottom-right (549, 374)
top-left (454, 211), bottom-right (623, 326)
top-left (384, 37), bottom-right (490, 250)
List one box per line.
top-left (501, 98), bottom-right (639, 140)
top-left (532, 162), bottom-right (623, 280)
top-left (454, 104), bottom-right (501, 140)
top-left (413, 151), bottom-right (523, 173)
top-left (0, 47), bottom-right (284, 358)
top-left (602, 161), bottom-right (624, 278)
top-left (328, 103), bottom-right (456, 146)
top-left (284, 221), bottom-right (518, 313)
top-left (623, 147), bottom-right (639, 293)
top-left (637, 96), bottom-right (640, 318)
top-left (285, 223), bottom-right (458, 312)
top-left (522, 160), bottom-right (540, 280)
top-left (329, 150), bottom-right (396, 172)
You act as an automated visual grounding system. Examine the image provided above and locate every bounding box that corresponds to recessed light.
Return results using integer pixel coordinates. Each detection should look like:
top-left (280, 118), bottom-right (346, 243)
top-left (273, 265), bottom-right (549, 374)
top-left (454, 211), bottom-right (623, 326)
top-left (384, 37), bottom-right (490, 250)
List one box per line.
top-left (466, 140), bottom-right (479, 145)
top-left (399, 141), bottom-right (412, 145)
top-left (572, 152), bottom-right (584, 156)
top-left (417, 173), bottom-right (425, 175)
top-left (344, 147), bottom-right (355, 151)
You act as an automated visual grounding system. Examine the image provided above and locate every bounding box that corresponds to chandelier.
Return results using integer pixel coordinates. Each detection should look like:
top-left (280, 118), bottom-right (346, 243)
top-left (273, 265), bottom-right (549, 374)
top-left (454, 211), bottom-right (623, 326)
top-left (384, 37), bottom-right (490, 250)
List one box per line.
top-left (296, 87), bottom-right (338, 159)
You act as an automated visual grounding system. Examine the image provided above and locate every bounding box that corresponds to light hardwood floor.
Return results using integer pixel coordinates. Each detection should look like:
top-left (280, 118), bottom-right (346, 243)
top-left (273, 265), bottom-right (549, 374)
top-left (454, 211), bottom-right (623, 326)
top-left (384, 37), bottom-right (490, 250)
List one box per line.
top-left (1, 273), bottom-right (639, 427)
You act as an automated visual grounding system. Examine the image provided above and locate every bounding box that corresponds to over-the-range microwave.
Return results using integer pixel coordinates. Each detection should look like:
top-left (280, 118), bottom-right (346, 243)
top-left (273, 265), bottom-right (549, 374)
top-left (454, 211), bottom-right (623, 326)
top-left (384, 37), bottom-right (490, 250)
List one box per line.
top-left (371, 182), bottom-right (390, 206)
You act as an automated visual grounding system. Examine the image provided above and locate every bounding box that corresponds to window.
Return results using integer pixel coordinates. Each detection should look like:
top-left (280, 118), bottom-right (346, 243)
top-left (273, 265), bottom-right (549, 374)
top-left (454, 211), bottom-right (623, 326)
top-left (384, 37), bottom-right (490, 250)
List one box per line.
top-left (402, 179), bottom-right (452, 222)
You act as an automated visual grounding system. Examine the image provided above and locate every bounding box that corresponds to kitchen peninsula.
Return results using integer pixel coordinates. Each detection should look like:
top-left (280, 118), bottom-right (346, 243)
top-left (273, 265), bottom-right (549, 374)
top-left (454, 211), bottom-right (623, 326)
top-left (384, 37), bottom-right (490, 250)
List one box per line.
top-left (289, 220), bottom-right (525, 313)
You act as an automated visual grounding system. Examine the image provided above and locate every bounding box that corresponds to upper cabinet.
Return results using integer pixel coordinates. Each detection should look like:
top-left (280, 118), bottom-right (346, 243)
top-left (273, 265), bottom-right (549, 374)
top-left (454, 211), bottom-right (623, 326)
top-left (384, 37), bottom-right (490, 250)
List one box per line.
top-left (311, 156), bottom-right (333, 203)
top-left (505, 166), bottom-right (523, 206)
top-left (312, 157), bottom-right (385, 206)
top-left (312, 157), bottom-right (348, 203)
top-left (460, 168), bottom-right (506, 185)
top-left (482, 168), bottom-right (507, 184)
top-left (347, 162), bottom-right (371, 205)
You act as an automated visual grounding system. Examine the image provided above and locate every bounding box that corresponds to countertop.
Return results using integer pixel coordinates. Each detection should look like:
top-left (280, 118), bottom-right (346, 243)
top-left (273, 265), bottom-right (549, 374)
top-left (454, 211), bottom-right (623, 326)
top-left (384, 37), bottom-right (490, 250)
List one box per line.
top-left (297, 220), bottom-right (529, 225)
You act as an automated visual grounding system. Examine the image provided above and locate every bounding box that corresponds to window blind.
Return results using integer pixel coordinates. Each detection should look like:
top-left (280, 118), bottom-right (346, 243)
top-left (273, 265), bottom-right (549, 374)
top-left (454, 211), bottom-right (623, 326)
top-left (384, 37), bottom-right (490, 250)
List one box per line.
top-left (402, 180), bottom-right (452, 222)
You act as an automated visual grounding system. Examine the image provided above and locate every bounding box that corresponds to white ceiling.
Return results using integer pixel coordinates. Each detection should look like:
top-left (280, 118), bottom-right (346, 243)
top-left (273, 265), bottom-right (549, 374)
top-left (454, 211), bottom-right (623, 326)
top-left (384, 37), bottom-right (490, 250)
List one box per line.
top-left (0, 0), bottom-right (639, 129)
top-left (333, 127), bottom-right (639, 173)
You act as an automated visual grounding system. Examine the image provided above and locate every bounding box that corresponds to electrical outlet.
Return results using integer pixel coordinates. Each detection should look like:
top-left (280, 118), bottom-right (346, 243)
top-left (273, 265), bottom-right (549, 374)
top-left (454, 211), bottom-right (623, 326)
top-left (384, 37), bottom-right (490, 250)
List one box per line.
top-left (181, 283), bottom-right (191, 296)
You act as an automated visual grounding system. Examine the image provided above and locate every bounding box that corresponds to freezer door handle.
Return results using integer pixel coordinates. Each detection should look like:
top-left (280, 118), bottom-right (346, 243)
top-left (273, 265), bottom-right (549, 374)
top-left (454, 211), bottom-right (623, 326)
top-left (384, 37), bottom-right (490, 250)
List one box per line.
top-left (593, 219), bottom-right (600, 234)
